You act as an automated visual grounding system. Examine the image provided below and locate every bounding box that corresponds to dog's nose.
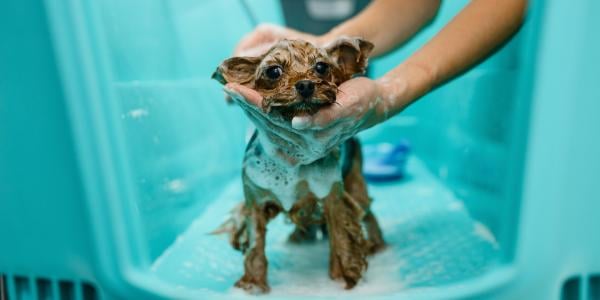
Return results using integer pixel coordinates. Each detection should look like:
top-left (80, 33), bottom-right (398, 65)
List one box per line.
top-left (295, 80), bottom-right (315, 98)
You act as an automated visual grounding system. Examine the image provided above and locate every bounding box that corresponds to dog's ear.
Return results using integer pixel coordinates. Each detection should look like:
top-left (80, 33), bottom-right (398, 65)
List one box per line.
top-left (326, 37), bottom-right (374, 82)
top-left (212, 56), bottom-right (262, 86)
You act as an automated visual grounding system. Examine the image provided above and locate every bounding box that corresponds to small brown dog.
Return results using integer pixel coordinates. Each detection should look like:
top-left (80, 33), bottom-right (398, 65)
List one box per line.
top-left (212, 37), bottom-right (385, 293)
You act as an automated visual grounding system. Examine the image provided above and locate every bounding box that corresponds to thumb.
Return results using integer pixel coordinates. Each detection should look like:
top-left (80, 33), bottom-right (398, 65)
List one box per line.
top-left (291, 115), bottom-right (313, 130)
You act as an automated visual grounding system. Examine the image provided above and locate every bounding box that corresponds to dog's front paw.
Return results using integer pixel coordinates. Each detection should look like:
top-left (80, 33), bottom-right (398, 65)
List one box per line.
top-left (328, 217), bottom-right (368, 289)
top-left (329, 253), bottom-right (344, 282)
top-left (329, 241), bottom-right (368, 289)
top-left (235, 276), bottom-right (270, 294)
top-left (340, 253), bottom-right (367, 289)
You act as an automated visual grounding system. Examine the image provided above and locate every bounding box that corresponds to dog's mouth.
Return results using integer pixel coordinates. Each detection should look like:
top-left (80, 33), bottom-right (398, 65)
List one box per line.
top-left (265, 97), bottom-right (334, 119)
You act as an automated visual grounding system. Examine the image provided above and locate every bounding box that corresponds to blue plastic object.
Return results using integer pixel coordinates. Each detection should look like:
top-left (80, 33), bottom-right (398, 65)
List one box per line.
top-left (1, 0), bottom-right (599, 299)
top-left (363, 141), bottom-right (411, 182)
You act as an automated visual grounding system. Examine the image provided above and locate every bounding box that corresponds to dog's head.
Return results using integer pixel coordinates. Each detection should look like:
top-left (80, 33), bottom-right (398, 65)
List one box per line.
top-left (213, 37), bottom-right (373, 119)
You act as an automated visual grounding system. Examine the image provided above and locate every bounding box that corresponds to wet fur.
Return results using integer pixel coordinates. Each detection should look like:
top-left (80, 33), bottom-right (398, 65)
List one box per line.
top-left (212, 38), bottom-right (385, 293)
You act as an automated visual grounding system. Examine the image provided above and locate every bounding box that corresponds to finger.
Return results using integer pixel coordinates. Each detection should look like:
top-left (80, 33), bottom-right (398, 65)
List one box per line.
top-left (224, 83), bottom-right (263, 107)
top-left (309, 102), bottom-right (347, 129)
top-left (223, 88), bottom-right (247, 108)
top-left (234, 30), bottom-right (267, 56)
top-left (291, 102), bottom-right (350, 131)
top-left (310, 79), bottom-right (369, 128)
top-left (291, 115), bottom-right (312, 130)
top-left (312, 123), bottom-right (350, 146)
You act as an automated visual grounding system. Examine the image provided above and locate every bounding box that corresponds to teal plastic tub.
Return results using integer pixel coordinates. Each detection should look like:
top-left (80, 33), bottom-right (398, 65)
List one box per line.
top-left (1, 0), bottom-right (599, 299)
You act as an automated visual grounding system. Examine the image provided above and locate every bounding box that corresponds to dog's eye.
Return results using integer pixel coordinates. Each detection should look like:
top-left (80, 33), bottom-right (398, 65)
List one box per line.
top-left (265, 65), bottom-right (283, 80)
top-left (314, 62), bottom-right (329, 75)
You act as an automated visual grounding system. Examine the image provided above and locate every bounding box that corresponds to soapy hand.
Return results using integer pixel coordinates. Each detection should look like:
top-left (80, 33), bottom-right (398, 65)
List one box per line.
top-left (228, 23), bottom-right (429, 159)
top-left (224, 76), bottom-right (405, 159)
top-left (290, 77), bottom-right (393, 148)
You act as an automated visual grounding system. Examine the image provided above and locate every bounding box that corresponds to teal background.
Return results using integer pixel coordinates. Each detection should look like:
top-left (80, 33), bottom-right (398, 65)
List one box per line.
top-left (1, 0), bottom-right (598, 299)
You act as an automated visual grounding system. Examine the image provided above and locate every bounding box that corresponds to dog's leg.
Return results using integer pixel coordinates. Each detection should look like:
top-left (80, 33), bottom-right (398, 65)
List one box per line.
top-left (235, 174), bottom-right (280, 294)
top-left (288, 224), bottom-right (319, 243)
top-left (210, 202), bottom-right (250, 251)
top-left (234, 202), bottom-right (277, 294)
top-left (363, 210), bottom-right (386, 254)
top-left (343, 139), bottom-right (386, 254)
top-left (324, 182), bottom-right (368, 289)
top-left (287, 191), bottom-right (321, 244)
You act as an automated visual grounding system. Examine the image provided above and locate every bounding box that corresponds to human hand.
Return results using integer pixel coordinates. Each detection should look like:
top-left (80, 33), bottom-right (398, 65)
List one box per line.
top-left (225, 24), bottom-right (433, 160)
top-left (234, 24), bottom-right (320, 56)
top-left (223, 61), bottom-right (433, 159)
top-left (289, 62), bottom-right (434, 148)
top-left (289, 77), bottom-right (391, 149)
top-left (223, 76), bottom-right (399, 161)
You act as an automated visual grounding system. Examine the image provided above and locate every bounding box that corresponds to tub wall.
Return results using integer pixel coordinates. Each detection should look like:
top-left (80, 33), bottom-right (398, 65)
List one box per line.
top-left (95, 0), bottom-right (282, 258)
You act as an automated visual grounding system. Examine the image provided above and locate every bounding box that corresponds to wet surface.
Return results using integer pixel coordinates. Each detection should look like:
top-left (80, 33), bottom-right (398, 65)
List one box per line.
top-left (151, 157), bottom-right (501, 297)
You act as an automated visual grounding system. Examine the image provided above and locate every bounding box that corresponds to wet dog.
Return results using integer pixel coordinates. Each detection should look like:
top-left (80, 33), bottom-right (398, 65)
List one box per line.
top-left (212, 37), bottom-right (385, 293)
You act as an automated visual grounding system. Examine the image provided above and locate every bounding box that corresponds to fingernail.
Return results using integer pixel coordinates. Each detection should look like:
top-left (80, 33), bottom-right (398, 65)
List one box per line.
top-left (223, 87), bottom-right (242, 100)
top-left (291, 116), bottom-right (312, 130)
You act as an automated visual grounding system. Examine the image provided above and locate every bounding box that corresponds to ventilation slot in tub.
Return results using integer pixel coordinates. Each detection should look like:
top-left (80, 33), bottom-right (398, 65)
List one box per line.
top-left (1, 274), bottom-right (7, 300)
top-left (0, 273), bottom-right (98, 300)
top-left (36, 278), bottom-right (52, 300)
top-left (590, 274), bottom-right (600, 300)
top-left (14, 276), bottom-right (31, 299)
top-left (59, 281), bottom-right (75, 300)
top-left (562, 276), bottom-right (581, 300)
top-left (560, 274), bottom-right (600, 300)
top-left (81, 283), bottom-right (97, 300)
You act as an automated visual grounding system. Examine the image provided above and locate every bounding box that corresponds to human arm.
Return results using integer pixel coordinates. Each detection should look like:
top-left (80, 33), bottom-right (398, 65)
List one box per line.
top-left (303, 0), bottom-right (528, 129)
top-left (320, 0), bottom-right (441, 57)
top-left (227, 0), bottom-right (528, 153)
top-left (234, 0), bottom-right (441, 57)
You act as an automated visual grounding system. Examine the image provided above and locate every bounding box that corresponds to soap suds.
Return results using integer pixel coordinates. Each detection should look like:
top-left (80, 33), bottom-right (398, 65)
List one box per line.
top-left (128, 108), bottom-right (149, 119)
top-left (166, 179), bottom-right (187, 194)
top-left (265, 239), bottom-right (406, 297)
top-left (473, 222), bottom-right (499, 249)
top-left (243, 133), bottom-right (341, 210)
top-left (291, 115), bottom-right (312, 130)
